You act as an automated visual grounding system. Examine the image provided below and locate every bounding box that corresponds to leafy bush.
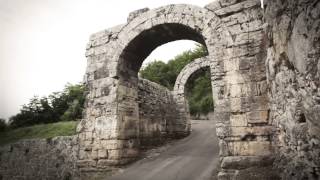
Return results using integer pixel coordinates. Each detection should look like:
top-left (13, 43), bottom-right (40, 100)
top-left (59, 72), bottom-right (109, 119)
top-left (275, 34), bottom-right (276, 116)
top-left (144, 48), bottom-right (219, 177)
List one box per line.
top-left (9, 83), bottom-right (85, 128)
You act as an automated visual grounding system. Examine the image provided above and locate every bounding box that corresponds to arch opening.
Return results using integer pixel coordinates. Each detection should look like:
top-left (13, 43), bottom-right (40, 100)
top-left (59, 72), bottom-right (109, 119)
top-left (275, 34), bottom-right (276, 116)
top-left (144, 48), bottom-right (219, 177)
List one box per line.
top-left (118, 23), bottom-right (208, 84)
top-left (184, 67), bottom-right (214, 120)
top-left (116, 22), bottom-right (210, 148)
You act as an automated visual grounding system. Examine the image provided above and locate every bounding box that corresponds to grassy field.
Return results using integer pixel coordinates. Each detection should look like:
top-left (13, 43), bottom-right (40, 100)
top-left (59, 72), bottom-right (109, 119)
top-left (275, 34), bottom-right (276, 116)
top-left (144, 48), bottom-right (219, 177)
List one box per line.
top-left (0, 121), bottom-right (78, 146)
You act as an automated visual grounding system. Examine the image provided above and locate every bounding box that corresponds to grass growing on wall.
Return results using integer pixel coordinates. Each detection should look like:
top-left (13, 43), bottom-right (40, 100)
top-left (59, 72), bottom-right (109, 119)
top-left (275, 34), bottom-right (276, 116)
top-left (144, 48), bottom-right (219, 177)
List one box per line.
top-left (0, 121), bottom-right (78, 146)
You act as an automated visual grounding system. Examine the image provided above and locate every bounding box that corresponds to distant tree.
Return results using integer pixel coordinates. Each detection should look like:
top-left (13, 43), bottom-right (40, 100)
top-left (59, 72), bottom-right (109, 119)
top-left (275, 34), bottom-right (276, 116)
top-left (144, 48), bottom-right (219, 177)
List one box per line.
top-left (186, 70), bottom-right (214, 116)
top-left (9, 83), bottom-right (85, 128)
top-left (139, 61), bottom-right (171, 88)
top-left (0, 118), bottom-right (7, 132)
top-left (60, 83), bottom-right (86, 121)
top-left (140, 44), bottom-right (207, 90)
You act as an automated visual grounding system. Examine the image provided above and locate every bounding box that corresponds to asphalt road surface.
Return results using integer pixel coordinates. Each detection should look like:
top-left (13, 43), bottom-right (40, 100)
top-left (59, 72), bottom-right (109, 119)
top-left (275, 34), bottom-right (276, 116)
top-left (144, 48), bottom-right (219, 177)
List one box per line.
top-left (109, 120), bottom-right (219, 180)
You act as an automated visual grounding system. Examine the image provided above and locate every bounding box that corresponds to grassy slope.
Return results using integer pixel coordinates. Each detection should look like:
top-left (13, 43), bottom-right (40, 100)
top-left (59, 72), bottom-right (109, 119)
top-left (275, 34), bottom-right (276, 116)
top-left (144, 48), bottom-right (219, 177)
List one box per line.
top-left (0, 121), bottom-right (78, 146)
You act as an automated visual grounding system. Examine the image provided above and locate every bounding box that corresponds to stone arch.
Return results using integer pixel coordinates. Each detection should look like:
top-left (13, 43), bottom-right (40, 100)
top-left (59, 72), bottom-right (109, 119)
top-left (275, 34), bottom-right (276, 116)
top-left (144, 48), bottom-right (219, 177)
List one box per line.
top-left (174, 57), bottom-right (211, 95)
top-left (113, 4), bottom-right (233, 153)
top-left (110, 4), bottom-right (232, 159)
top-left (81, 1), bottom-right (273, 179)
top-left (173, 56), bottom-right (212, 129)
top-left (80, 3), bottom-right (232, 167)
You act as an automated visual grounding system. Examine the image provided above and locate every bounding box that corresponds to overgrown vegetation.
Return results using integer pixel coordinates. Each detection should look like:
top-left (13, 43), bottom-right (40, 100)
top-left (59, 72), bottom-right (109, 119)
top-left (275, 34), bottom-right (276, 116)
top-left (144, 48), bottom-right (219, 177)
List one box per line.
top-left (0, 118), bottom-right (7, 132)
top-left (8, 83), bottom-right (85, 129)
top-left (0, 83), bottom-right (83, 145)
top-left (0, 121), bottom-right (78, 145)
top-left (140, 44), bottom-right (214, 116)
top-left (186, 70), bottom-right (214, 115)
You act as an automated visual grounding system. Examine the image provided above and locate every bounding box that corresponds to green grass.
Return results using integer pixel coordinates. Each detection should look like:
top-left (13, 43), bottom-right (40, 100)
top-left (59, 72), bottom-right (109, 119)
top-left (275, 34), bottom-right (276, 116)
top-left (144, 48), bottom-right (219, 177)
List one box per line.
top-left (0, 121), bottom-right (78, 146)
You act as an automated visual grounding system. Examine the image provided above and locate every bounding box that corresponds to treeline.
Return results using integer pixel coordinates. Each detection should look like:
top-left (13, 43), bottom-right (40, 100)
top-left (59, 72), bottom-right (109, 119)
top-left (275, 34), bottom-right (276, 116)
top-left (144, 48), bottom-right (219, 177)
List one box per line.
top-left (2, 83), bottom-right (85, 130)
top-left (140, 45), bottom-right (214, 116)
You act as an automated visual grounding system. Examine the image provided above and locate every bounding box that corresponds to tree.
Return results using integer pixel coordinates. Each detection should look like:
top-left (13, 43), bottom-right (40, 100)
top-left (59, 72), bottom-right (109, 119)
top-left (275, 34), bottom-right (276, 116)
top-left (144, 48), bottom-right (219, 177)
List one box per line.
top-left (60, 83), bottom-right (86, 121)
top-left (9, 83), bottom-right (86, 128)
top-left (186, 70), bottom-right (214, 116)
top-left (139, 61), bottom-right (171, 88)
top-left (140, 44), bottom-right (207, 90)
top-left (0, 118), bottom-right (7, 132)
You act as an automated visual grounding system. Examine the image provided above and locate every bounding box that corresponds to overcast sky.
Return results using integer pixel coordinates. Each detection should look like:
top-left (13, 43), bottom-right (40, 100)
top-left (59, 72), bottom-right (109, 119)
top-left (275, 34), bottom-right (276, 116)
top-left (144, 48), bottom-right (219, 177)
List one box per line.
top-left (0, 0), bottom-right (213, 120)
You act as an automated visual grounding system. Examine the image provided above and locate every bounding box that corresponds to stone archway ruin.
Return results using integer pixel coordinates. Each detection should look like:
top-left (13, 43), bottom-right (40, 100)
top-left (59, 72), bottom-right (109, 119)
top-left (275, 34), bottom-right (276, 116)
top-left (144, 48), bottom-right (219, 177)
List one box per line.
top-left (0, 1), bottom-right (319, 179)
top-left (79, 1), bottom-right (274, 178)
top-left (173, 56), bottom-right (212, 129)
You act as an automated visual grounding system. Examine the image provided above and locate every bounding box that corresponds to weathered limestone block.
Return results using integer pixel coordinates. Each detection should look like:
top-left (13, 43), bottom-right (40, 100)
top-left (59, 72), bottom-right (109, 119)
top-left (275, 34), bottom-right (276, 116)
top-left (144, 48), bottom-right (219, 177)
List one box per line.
top-left (227, 141), bottom-right (272, 156)
top-left (221, 156), bottom-right (274, 169)
top-left (209, 0), bottom-right (260, 16)
top-left (229, 126), bottom-right (273, 137)
top-left (247, 110), bottom-right (268, 124)
top-left (230, 113), bottom-right (248, 126)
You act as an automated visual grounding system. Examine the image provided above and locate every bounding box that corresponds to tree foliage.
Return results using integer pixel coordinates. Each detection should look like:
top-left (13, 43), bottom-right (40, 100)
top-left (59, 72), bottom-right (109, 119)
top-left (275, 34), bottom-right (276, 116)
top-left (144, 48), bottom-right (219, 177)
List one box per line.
top-left (140, 44), bottom-right (214, 115)
top-left (0, 118), bottom-right (7, 132)
top-left (186, 70), bottom-right (214, 116)
top-left (140, 44), bottom-right (208, 90)
top-left (9, 83), bottom-right (85, 128)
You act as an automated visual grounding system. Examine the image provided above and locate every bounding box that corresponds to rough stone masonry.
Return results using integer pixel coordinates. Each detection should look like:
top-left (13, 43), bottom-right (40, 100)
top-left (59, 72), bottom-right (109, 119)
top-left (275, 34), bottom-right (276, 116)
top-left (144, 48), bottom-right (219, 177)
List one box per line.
top-left (0, 0), bottom-right (319, 180)
top-left (78, 0), bottom-right (275, 178)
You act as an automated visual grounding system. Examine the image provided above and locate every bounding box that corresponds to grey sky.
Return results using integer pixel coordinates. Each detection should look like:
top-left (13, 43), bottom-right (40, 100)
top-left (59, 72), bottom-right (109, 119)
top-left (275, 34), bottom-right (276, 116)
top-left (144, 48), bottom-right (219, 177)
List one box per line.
top-left (0, 0), bottom-right (213, 119)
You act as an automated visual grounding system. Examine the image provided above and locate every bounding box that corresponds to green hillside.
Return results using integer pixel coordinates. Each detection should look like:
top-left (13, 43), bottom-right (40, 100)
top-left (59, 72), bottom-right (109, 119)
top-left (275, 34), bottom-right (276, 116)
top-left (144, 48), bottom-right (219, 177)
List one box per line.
top-left (0, 121), bottom-right (78, 145)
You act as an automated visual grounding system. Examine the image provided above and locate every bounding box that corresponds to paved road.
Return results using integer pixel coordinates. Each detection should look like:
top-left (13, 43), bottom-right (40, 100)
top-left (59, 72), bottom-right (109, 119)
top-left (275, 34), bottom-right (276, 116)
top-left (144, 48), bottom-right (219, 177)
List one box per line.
top-left (109, 120), bottom-right (219, 180)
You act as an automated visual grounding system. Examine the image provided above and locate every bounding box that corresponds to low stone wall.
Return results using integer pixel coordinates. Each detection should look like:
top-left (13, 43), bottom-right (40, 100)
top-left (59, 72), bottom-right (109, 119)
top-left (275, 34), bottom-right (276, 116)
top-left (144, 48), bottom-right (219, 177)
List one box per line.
top-left (138, 78), bottom-right (183, 148)
top-left (265, 0), bottom-right (320, 179)
top-left (0, 79), bottom-right (183, 180)
top-left (0, 136), bottom-right (79, 180)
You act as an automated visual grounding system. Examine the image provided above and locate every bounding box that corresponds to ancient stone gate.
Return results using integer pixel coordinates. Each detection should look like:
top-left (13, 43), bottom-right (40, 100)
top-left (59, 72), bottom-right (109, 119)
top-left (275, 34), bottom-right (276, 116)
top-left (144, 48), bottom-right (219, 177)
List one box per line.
top-left (79, 0), bottom-right (273, 178)
top-left (173, 56), bottom-right (212, 129)
top-left (0, 1), bottom-right (319, 179)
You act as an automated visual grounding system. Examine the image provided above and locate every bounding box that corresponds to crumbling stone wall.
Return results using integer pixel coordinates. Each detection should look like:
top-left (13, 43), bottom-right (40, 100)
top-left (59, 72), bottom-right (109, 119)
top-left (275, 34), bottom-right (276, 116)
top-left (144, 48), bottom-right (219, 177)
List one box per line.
top-left (138, 78), bottom-right (181, 148)
top-left (265, 0), bottom-right (320, 179)
top-left (0, 137), bottom-right (78, 180)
